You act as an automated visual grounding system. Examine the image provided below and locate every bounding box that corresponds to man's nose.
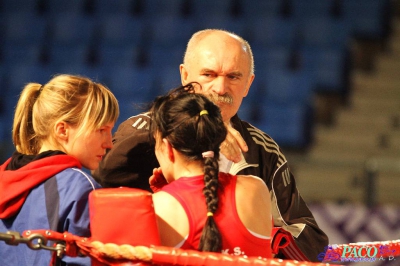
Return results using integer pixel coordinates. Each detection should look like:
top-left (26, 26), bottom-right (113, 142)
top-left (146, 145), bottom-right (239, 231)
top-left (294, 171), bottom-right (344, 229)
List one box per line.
top-left (212, 76), bottom-right (227, 95)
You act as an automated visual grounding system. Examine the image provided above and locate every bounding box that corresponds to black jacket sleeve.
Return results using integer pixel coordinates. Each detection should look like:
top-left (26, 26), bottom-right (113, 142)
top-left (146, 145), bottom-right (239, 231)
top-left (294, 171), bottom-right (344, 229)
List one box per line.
top-left (231, 115), bottom-right (329, 262)
top-left (92, 114), bottom-right (158, 191)
top-left (270, 162), bottom-right (329, 261)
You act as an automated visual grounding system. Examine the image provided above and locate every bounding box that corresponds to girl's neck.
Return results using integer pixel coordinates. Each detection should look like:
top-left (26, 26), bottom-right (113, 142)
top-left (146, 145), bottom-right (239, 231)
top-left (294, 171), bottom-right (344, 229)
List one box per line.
top-left (172, 160), bottom-right (204, 181)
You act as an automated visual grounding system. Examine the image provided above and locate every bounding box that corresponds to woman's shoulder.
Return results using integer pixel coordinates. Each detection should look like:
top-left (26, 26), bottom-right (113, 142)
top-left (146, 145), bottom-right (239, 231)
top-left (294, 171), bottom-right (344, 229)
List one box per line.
top-left (235, 174), bottom-right (270, 198)
top-left (56, 168), bottom-right (101, 190)
top-left (236, 174), bottom-right (266, 186)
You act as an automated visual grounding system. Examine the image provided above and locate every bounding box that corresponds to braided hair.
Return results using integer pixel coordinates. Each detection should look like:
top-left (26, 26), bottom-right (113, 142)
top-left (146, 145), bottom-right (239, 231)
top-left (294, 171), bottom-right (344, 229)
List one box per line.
top-left (150, 83), bottom-right (227, 252)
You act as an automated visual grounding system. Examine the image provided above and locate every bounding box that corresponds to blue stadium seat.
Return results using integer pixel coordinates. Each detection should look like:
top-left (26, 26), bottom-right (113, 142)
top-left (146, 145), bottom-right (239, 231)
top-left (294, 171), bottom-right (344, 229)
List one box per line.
top-left (239, 0), bottom-right (283, 19)
top-left (0, 64), bottom-right (6, 112)
top-left (255, 101), bottom-right (314, 150)
top-left (115, 99), bottom-right (147, 128)
top-left (106, 66), bottom-right (156, 126)
top-left (98, 14), bottom-right (144, 47)
top-left (2, 43), bottom-right (43, 66)
top-left (190, 0), bottom-right (234, 17)
top-left (53, 64), bottom-right (106, 83)
top-left (47, 43), bottom-right (91, 68)
top-left (2, 12), bottom-right (47, 46)
top-left (48, 13), bottom-right (96, 46)
top-left (1, 0), bottom-right (38, 13)
top-left (193, 15), bottom-right (247, 39)
top-left (0, 114), bottom-right (15, 162)
top-left (5, 64), bottom-right (53, 95)
top-left (264, 68), bottom-right (316, 105)
top-left (298, 17), bottom-right (352, 50)
top-left (148, 15), bottom-right (195, 48)
top-left (45, 0), bottom-right (87, 16)
top-left (91, 0), bottom-right (135, 16)
top-left (103, 66), bottom-right (156, 103)
top-left (141, 0), bottom-right (184, 17)
top-left (0, 90), bottom-right (18, 125)
top-left (248, 17), bottom-right (298, 49)
top-left (236, 97), bottom-right (259, 125)
top-left (156, 67), bottom-right (182, 94)
top-left (1, 96), bottom-right (16, 151)
top-left (257, 68), bottom-right (316, 149)
top-left (290, 0), bottom-right (336, 19)
top-left (146, 45), bottom-right (185, 70)
top-left (0, 65), bottom-right (17, 160)
top-left (2, 63), bottom-right (51, 146)
top-left (342, 0), bottom-right (391, 40)
top-left (252, 46), bottom-right (292, 73)
top-left (96, 43), bottom-right (139, 67)
top-left (0, 115), bottom-right (9, 142)
top-left (299, 47), bottom-right (349, 96)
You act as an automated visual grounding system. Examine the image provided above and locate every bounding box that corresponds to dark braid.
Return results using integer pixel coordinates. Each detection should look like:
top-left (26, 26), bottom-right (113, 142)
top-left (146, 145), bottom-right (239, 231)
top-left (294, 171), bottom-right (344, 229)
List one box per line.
top-left (150, 83), bottom-right (227, 252)
top-left (198, 155), bottom-right (221, 251)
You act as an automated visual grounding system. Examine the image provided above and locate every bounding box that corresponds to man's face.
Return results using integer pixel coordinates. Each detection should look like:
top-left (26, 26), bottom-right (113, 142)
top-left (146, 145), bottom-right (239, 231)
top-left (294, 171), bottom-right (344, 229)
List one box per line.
top-left (180, 34), bottom-right (254, 122)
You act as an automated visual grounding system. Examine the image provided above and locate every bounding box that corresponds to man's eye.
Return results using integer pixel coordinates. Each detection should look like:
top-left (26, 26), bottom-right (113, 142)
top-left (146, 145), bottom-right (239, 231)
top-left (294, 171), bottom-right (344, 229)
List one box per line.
top-left (202, 73), bottom-right (216, 78)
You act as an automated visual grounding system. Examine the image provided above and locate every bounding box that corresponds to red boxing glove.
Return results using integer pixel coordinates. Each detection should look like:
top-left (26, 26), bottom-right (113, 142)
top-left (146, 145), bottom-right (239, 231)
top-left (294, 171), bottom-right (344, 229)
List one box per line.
top-left (271, 227), bottom-right (291, 255)
top-left (271, 227), bottom-right (309, 261)
top-left (149, 168), bottom-right (168, 193)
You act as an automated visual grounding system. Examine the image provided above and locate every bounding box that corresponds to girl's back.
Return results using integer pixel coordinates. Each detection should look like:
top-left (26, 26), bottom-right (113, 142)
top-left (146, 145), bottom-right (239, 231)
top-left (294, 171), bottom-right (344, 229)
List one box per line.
top-left (154, 172), bottom-right (272, 258)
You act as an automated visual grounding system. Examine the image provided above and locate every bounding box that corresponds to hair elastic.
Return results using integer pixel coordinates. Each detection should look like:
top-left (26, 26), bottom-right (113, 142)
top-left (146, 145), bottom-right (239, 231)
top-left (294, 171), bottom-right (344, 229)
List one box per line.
top-left (199, 110), bottom-right (208, 116)
top-left (207, 212), bottom-right (214, 217)
top-left (202, 151), bottom-right (214, 158)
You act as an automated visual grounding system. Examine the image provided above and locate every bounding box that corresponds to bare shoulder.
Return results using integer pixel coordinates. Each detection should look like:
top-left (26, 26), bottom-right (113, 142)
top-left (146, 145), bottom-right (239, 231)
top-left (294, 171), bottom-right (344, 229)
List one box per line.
top-left (152, 191), bottom-right (179, 212)
top-left (236, 175), bottom-right (270, 195)
top-left (152, 191), bottom-right (189, 246)
top-left (235, 174), bottom-right (271, 212)
top-left (235, 175), bottom-right (271, 235)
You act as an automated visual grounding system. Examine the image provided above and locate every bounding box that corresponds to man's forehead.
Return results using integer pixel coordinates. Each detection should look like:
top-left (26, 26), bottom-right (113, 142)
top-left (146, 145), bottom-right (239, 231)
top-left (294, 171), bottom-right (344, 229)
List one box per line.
top-left (200, 67), bottom-right (243, 77)
top-left (192, 49), bottom-right (250, 74)
top-left (197, 34), bottom-right (246, 52)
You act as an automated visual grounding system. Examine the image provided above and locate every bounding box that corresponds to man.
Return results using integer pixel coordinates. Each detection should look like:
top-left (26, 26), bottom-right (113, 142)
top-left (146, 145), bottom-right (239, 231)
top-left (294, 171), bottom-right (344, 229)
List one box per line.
top-left (93, 29), bottom-right (328, 261)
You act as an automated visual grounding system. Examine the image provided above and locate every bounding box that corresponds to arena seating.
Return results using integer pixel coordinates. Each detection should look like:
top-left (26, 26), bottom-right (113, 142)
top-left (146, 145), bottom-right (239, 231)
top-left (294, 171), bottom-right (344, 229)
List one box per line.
top-left (0, 0), bottom-right (393, 157)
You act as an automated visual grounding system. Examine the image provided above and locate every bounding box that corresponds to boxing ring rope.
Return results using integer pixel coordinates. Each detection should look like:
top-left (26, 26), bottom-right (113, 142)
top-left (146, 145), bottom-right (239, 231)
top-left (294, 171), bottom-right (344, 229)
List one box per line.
top-left (1, 229), bottom-right (337, 266)
top-left (2, 229), bottom-right (400, 265)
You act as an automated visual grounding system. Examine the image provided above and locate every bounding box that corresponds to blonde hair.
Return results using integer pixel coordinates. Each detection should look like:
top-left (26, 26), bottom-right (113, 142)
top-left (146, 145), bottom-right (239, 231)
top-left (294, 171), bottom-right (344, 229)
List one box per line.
top-left (183, 29), bottom-right (255, 75)
top-left (12, 74), bottom-right (119, 155)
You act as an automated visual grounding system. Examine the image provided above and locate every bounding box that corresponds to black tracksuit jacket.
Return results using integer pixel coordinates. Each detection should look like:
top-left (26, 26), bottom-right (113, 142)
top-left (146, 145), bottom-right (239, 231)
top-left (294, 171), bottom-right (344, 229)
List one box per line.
top-left (93, 112), bottom-right (329, 262)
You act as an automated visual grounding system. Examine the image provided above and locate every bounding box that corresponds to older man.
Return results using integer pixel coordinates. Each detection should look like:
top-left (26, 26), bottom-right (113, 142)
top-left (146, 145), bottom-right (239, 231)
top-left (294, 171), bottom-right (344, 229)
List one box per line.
top-left (93, 29), bottom-right (328, 262)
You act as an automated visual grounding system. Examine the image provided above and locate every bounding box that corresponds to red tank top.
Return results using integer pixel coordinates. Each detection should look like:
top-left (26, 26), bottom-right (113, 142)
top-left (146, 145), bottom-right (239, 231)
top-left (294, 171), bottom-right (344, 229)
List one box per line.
top-left (161, 172), bottom-right (271, 258)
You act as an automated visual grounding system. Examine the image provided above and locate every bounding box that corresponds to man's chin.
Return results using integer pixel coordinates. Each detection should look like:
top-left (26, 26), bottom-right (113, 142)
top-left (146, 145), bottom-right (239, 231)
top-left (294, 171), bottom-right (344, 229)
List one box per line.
top-left (220, 111), bottom-right (231, 122)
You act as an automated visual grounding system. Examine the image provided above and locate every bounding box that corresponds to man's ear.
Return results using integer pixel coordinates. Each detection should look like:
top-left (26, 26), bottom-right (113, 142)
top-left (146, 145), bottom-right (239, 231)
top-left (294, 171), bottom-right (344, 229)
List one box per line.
top-left (162, 138), bottom-right (175, 163)
top-left (243, 73), bottom-right (255, 97)
top-left (54, 121), bottom-right (69, 141)
top-left (179, 64), bottom-right (188, 85)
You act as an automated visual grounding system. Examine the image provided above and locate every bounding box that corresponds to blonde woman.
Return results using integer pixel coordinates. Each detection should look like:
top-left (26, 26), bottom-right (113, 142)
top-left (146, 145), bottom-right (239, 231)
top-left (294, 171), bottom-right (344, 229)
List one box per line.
top-left (0, 74), bottom-right (119, 265)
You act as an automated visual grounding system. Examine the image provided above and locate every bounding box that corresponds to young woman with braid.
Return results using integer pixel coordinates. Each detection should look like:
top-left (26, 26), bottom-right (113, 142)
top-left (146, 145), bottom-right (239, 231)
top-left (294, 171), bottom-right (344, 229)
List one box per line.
top-left (150, 83), bottom-right (272, 257)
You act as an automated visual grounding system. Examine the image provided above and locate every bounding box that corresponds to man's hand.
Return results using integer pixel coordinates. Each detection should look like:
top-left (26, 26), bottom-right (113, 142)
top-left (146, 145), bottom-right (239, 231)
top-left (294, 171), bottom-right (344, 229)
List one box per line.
top-left (149, 168), bottom-right (168, 193)
top-left (220, 123), bottom-right (248, 163)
